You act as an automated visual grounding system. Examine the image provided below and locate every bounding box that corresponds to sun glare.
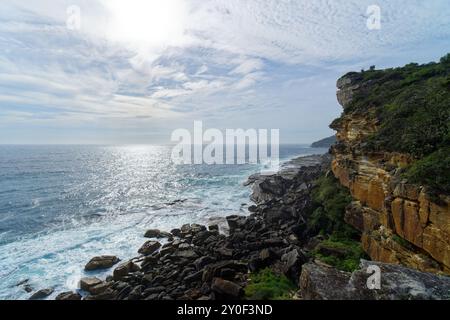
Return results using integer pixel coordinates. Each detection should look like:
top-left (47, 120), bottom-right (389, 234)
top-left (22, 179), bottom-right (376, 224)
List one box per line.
top-left (103, 0), bottom-right (187, 46)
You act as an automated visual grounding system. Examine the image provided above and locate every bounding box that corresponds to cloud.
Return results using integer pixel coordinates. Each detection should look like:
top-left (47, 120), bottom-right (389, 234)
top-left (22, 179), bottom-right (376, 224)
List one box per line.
top-left (0, 0), bottom-right (449, 143)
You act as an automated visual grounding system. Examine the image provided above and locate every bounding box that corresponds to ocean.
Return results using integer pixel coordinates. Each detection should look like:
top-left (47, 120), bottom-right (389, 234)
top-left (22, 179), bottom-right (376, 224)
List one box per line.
top-left (0, 144), bottom-right (327, 300)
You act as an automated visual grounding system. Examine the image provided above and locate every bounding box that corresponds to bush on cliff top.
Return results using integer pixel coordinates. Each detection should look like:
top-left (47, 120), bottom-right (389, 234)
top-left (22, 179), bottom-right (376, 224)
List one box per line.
top-left (341, 53), bottom-right (450, 194)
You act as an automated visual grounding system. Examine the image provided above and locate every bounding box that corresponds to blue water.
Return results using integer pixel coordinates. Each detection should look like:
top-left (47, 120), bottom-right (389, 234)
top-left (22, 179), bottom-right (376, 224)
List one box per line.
top-left (0, 145), bottom-right (327, 300)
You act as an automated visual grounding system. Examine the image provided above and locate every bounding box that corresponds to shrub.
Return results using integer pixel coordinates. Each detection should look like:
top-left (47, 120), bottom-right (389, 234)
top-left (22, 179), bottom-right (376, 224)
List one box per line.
top-left (245, 268), bottom-right (296, 300)
top-left (405, 147), bottom-right (450, 194)
top-left (308, 174), bottom-right (356, 239)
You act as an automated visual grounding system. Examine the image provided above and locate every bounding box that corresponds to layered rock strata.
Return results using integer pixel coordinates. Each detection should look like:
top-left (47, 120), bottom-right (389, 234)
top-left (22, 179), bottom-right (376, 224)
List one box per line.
top-left (331, 74), bottom-right (450, 274)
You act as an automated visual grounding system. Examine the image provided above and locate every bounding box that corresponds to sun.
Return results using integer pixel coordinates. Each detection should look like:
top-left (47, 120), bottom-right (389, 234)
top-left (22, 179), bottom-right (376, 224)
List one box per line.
top-left (103, 0), bottom-right (187, 46)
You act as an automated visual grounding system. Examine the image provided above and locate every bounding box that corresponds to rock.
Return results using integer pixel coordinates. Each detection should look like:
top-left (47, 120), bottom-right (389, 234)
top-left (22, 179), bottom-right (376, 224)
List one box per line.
top-left (300, 260), bottom-right (450, 300)
top-left (184, 270), bottom-right (203, 284)
top-left (128, 285), bottom-right (145, 300)
top-left (144, 229), bottom-right (161, 238)
top-left (159, 231), bottom-right (173, 239)
top-left (171, 228), bottom-right (181, 237)
top-left (80, 277), bottom-right (103, 292)
top-left (84, 288), bottom-right (116, 300)
top-left (281, 249), bottom-right (307, 282)
top-left (29, 288), bottom-right (54, 300)
top-left (55, 291), bottom-right (82, 300)
top-left (208, 225), bottom-right (219, 232)
top-left (89, 282), bottom-right (111, 295)
top-left (216, 247), bottom-right (233, 258)
top-left (226, 215), bottom-right (246, 233)
top-left (174, 250), bottom-right (199, 259)
top-left (113, 261), bottom-right (140, 281)
top-left (24, 285), bottom-right (33, 293)
top-left (194, 256), bottom-right (216, 271)
top-left (85, 255), bottom-right (120, 271)
top-left (138, 241), bottom-right (161, 255)
top-left (260, 248), bottom-right (277, 263)
top-left (316, 243), bottom-right (350, 259)
top-left (211, 278), bottom-right (243, 299)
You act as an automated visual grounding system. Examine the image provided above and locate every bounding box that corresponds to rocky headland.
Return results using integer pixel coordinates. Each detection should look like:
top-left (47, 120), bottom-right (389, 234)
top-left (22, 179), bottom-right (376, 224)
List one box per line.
top-left (47, 152), bottom-right (449, 301)
top-left (30, 56), bottom-right (449, 301)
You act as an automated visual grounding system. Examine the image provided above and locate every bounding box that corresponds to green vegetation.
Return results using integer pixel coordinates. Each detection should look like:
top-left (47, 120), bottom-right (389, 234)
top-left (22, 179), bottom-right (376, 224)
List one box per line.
top-left (245, 268), bottom-right (296, 300)
top-left (307, 174), bottom-right (367, 272)
top-left (405, 147), bottom-right (450, 194)
top-left (342, 53), bottom-right (450, 194)
top-left (312, 236), bottom-right (367, 272)
top-left (392, 234), bottom-right (415, 251)
top-left (308, 174), bottom-right (356, 238)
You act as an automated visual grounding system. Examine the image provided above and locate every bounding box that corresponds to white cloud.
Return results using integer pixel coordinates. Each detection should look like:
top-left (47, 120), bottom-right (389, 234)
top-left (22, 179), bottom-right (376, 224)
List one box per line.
top-left (0, 0), bottom-right (449, 143)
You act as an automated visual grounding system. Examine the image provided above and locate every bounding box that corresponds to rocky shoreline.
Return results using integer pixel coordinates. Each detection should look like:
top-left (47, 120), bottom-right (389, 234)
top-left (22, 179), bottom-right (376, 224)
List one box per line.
top-left (28, 154), bottom-right (450, 300)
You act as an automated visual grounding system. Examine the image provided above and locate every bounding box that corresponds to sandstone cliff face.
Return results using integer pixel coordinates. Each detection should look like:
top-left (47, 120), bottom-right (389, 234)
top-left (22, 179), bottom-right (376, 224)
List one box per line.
top-left (331, 74), bottom-right (450, 274)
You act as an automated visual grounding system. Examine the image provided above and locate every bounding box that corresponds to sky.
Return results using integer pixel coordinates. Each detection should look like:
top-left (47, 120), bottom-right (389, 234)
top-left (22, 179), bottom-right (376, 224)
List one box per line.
top-left (0, 0), bottom-right (449, 144)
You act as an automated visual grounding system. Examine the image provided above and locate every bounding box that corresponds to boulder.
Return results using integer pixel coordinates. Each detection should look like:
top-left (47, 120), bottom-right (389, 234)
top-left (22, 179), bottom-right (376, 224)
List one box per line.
top-left (208, 225), bottom-right (219, 232)
top-left (79, 277), bottom-right (103, 292)
top-left (226, 216), bottom-right (246, 233)
top-left (113, 261), bottom-right (140, 281)
top-left (173, 249), bottom-right (199, 260)
top-left (300, 260), bottom-right (450, 300)
top-left (85, 255), bottom-right (120, 271)
top-left (89, 282), bottom-right (111, 295)
top-left (281, 249), bottom-right (307, 282)
top-left (144, 229), bottom-right (161, 238)
top-left (138, 241), bottom-right (161, 255)
top-left (211, 278), bottom-right (243, 299)
top-left (194, 256), bottom-right (216, 271)
top-left (28, 288), bottom-right (54, 300)
top-left (55, 291), bottom-right (82, 300)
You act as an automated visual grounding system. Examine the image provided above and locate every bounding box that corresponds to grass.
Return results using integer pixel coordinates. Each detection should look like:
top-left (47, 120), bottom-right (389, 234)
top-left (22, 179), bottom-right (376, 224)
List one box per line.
top-left (312, 236), bottom-right (367, 272)
top-left (245, 268), bottom-right (296, 300)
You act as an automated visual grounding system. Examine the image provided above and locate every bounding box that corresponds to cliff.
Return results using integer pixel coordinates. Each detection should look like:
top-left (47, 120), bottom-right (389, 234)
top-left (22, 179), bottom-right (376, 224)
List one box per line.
top-left (311, 136), bottom-right (337, 148)
top-left (331, 56), bottom-right (450, 274)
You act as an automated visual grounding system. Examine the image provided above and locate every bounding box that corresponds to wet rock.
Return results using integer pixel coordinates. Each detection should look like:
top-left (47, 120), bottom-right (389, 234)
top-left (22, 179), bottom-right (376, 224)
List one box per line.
top-left (138, 241), bottom-right (161, 255)
top-left (171, 228), bottom-right (181, 237)
top-left (55, 291), bottom-right (82, 300)
top-left (226, 215), bottom-right (246, 233)
top-left (29, 288), bottom-right (54, 300)
top-left (211, 278), bottom-right (243, 299)
top-left (113, 261), bottom-right (140, 281)
top-left (84, 288), bottom-right (116, 300)
top-left (85, 255), bottom-right (120, 271)
top-left (80, 277), bottom-right (103, 292)
top-left (144, 229), bottom-right (161, 238)
top-left (208, 225), bottom-right (219, 232)
top-left (89, 282), bottom-right (111, 295)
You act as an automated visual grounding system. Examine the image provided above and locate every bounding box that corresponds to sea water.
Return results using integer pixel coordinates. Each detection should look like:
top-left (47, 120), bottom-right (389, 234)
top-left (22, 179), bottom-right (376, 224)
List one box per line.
top-left (0, 145), bottom-right (327, 299)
